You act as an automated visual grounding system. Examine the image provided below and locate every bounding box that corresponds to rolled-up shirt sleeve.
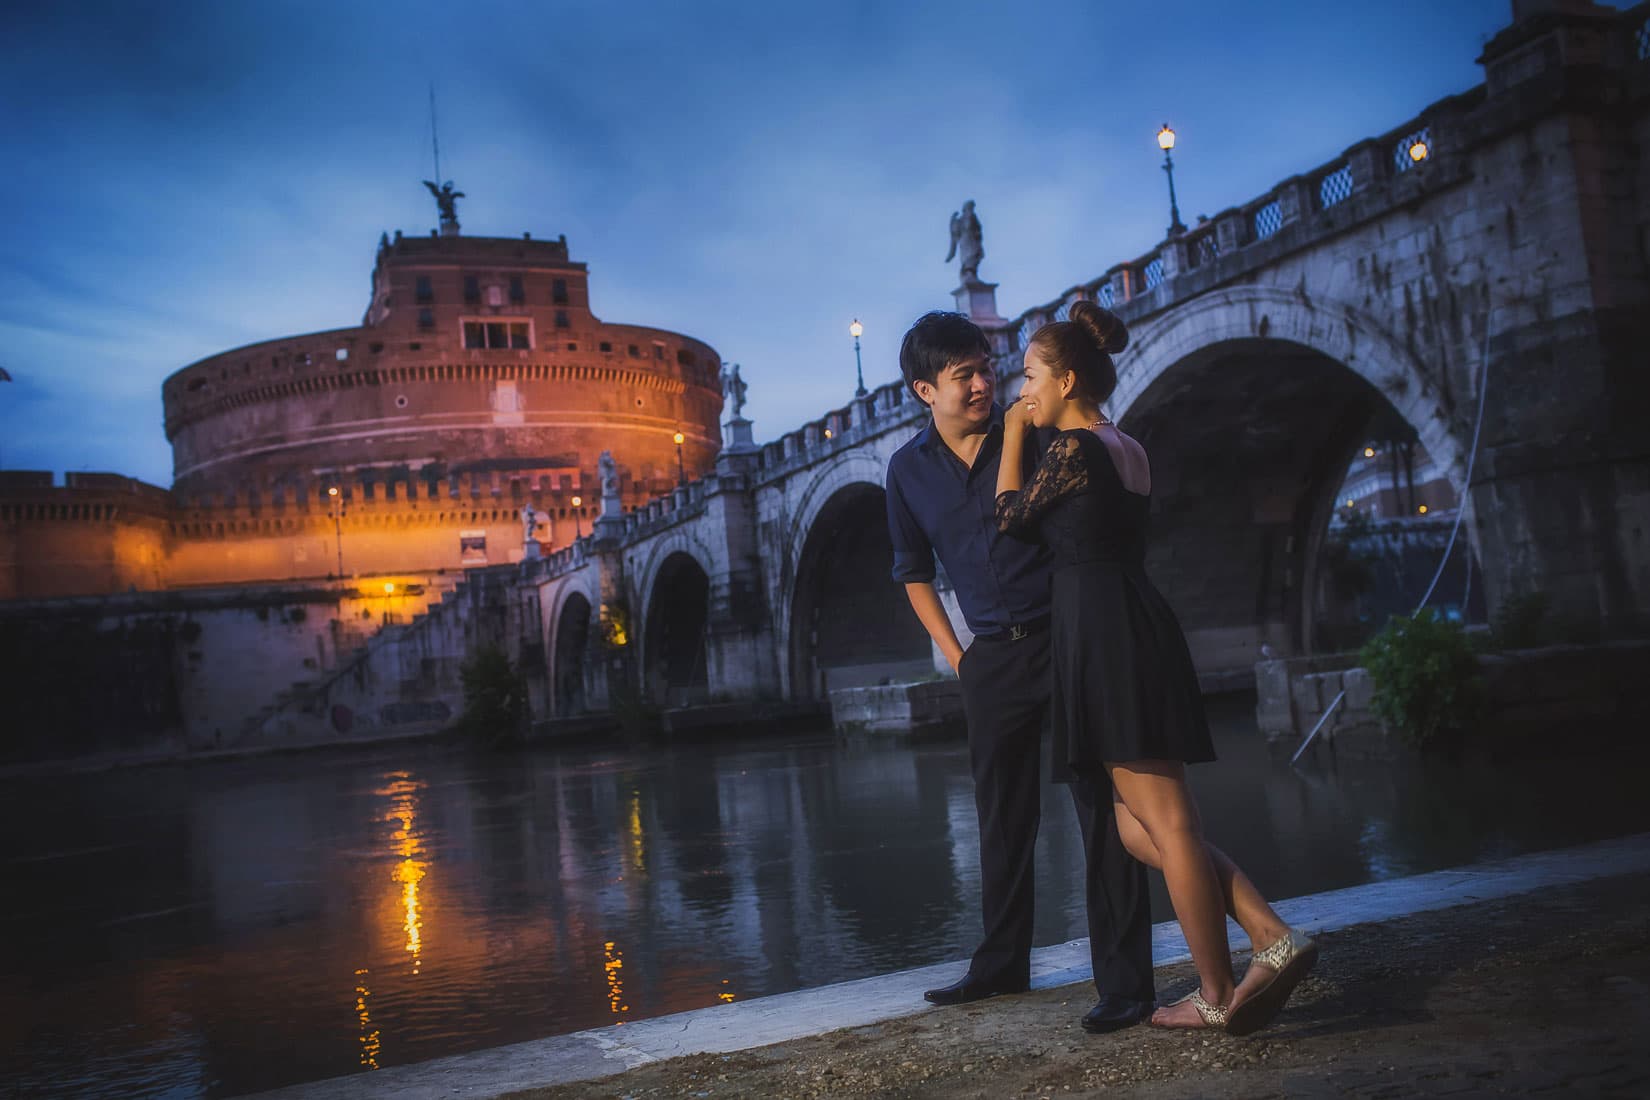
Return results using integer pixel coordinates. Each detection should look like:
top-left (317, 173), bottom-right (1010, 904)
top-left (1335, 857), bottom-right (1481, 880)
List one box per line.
top-left (886, 457), bottom-right (936, 583)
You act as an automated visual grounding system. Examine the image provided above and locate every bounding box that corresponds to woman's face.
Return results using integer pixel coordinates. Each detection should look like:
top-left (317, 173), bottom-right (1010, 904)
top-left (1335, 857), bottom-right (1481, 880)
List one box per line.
top-left (1018, 345), bottom-right (1069, 429)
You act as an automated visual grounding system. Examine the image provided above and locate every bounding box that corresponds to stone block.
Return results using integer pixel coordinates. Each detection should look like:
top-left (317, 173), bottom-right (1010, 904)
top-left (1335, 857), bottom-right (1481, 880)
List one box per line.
top-left (828, 680), bottom-right (964, 739)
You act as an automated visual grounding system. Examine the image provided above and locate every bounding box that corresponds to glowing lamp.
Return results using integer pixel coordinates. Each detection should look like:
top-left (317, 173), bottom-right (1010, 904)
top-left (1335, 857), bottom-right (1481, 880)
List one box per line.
top-left (1157, 124), bottom-right (1176, 152)
top-left (849, 319), bottom-right (863, 339)
top-left (1409, 140), bottom-right (1429, 163)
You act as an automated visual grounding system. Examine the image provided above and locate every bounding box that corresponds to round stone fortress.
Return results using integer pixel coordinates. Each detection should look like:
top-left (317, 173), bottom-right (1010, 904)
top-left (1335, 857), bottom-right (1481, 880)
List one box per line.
top-left (0, 225), bottom-right (726, 600)
top-left (166, 229), bottom-right (723, 504)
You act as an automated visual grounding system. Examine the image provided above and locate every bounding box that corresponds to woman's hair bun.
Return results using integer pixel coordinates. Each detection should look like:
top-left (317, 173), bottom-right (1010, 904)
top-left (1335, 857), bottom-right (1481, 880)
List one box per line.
top-left (1070, 300), bottom-right (1129, 355)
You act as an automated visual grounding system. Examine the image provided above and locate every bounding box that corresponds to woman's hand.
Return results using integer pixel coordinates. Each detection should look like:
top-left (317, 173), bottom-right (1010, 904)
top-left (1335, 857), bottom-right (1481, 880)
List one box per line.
top-left (1003, 398), bottom-right (1033, 434)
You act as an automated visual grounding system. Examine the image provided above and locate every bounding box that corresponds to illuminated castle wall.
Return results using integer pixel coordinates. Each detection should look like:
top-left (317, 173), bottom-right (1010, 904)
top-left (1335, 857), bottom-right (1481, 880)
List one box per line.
top-left (1, 229), bottom-right (725, 600)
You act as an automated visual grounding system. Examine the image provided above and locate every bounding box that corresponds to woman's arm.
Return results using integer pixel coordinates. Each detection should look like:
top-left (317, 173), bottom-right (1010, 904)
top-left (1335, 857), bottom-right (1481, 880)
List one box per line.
top-left (995, 432), bottom-right (1090, 535)
top-left (995, 401), bottom-right (1032, 501)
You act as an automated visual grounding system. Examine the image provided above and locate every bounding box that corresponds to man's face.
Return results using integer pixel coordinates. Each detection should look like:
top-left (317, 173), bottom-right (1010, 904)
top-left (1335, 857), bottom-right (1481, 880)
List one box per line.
top-left (914, 353), bottom-right (994, 430)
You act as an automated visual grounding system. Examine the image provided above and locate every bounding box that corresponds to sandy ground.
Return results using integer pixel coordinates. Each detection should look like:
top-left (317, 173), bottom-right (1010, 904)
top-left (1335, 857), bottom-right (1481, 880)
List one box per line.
top-left (502, 870), bottom-right (1650, 1099)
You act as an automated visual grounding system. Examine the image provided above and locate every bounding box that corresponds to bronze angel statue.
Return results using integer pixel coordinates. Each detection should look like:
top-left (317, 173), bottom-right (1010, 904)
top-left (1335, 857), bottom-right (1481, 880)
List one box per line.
top-left (945, 199), bottom-right (984, 282)
top-left (423, 179), bottom-right (465, 226)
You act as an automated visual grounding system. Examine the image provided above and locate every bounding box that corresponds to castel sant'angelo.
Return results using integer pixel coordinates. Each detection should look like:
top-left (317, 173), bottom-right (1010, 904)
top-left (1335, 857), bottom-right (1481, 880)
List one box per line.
top-left (0, 188), bottom-right (725, 601)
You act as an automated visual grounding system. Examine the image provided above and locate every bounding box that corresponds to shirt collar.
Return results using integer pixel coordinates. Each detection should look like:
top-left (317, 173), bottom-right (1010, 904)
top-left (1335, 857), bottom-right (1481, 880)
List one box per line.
top-left (917, 404), bottom-right (1004, 454)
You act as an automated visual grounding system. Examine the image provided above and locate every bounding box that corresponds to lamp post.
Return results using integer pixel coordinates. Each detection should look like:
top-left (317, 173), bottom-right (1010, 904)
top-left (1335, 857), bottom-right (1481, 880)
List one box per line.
top-left (571, 495), bottom-right (583, 539)
top-left (1157, 123), bottom-right (1187, 237)
top-left (849, 319), bottom-right (866, 397)
top-left (326, 485), bottom-right (345, 578)
top-left (673, 432), bottom-right (687, 486)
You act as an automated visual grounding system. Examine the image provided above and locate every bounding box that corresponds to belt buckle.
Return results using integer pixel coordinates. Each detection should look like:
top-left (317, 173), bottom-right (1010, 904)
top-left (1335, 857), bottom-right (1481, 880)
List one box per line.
top-left (1008, 624), bottom-right (1027, 642)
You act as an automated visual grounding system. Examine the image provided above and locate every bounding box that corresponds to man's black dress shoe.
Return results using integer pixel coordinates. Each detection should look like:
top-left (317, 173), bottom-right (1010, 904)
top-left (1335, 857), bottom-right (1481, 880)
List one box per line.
top-left (923, 975), bottom-right (1029, 1006)
top-left (1081, 994), bottom-right (1154, 1033)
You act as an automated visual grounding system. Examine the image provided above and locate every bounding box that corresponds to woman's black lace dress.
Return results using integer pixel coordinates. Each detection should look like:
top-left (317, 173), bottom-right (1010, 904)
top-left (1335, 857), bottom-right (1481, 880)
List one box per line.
top-left (996, 428), bottom-right (1214, 778)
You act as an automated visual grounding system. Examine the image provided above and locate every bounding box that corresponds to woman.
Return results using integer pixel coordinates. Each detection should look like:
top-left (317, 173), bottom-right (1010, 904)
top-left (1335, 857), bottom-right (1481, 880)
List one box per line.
top-left (994, 301), bottom-right (1315, 1034)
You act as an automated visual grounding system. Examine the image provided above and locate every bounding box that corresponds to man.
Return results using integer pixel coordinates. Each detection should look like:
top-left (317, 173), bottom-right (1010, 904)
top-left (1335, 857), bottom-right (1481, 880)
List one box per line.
top-left (884, 311), bottom-right (1155, 1032)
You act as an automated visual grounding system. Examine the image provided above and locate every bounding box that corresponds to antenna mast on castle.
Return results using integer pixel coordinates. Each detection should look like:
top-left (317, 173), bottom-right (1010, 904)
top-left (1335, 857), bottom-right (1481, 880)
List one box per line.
top-left (422, 84), bottom-right (464, 236)
top-left (429, 83), bottom-right (441, 186)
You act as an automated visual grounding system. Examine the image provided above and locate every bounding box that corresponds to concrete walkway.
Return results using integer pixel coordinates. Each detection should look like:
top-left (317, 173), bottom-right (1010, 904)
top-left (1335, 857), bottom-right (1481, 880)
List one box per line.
top-left (245, 833), bottom-right (1650, 1099)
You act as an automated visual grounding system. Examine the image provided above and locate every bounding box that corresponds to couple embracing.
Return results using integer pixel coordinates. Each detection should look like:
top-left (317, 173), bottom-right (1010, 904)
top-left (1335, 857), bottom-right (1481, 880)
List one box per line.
top-left (885, 306), bottom-right (1315, 1035)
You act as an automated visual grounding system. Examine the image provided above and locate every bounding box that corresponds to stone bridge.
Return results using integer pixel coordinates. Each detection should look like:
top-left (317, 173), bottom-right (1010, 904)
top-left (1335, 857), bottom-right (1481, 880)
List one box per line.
top-left (308, 1), bottom-right (1648, 733)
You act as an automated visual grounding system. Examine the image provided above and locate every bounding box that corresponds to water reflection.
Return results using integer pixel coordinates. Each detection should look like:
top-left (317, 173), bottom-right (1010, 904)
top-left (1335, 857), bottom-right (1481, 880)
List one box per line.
top-left (1, 702), bottom-right (1646, 1098)
top-left (378, 774), bottom-right (428, 974)
top-left (353, 968), bottom-right (379, 1070)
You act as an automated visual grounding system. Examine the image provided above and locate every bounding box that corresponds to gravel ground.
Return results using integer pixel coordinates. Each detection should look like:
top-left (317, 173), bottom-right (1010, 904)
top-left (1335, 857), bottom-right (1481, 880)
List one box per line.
top-left (503, 869), bottom-right (1650, 1099)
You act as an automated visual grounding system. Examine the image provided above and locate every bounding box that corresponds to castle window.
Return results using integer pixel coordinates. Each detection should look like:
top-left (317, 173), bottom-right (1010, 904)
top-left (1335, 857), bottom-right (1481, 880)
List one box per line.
top-left (464, 320), bottom-right (532, 350)
top-left (653, 341), bottom-right (666, 360)
top-left (555, 310), bottom-right (569, 329)
top-left (600, 341), bottom-right (612, 353)
top-left (486, 284), bottom-right (504, 308)
top-left (566, 342), bottom-right (577, 351)
top-left (335, 348), bottom-right (348, 362)
top-left (552, 278), bottom-right (569, 304)
top-left (416, 276), bottom-right (434, 303)
top-left (418, 309), bottom-right (435, 330)
top-left (509, 276), bottom-right (525, 304)
top-left (628, 344), bottom-right (640, 358)
top-left (464, 275), bottom-right (480, 303)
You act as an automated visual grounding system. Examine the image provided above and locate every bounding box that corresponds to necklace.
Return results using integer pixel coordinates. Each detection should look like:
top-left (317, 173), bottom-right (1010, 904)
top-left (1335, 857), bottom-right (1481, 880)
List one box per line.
top-left (1089, 414), bottom-right (1113, 430)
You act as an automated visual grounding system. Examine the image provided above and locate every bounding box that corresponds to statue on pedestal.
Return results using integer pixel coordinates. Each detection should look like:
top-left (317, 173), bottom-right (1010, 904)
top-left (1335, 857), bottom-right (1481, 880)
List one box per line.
top-left (945, 200), bottom-right (984, 283)
top-left (422, 179), bottom-right (465, 231)
top-left (599, 451), bottom-right (620, 502)
top-left (520, 504), bottom-right (538, 544)
top-left (720, 362), bottom-right (748, 420)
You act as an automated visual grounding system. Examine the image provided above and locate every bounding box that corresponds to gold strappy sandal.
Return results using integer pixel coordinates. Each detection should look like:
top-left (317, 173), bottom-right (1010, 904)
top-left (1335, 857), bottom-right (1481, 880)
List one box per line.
top-left (1226, 929), bottom-right (1318, 1036)
top-left (1150, 989), bottom-right (1228, 1030)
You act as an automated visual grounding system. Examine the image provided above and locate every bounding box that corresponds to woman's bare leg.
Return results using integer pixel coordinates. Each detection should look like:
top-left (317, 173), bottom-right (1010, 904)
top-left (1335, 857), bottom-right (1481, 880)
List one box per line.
top-left (1107, 760), bottom-right (1232, 1026)
top-left (1112, 795), bottom-right (1288, 954)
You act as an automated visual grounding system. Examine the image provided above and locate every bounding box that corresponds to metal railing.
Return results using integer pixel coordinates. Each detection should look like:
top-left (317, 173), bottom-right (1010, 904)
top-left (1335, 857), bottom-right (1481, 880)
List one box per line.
top-left (1252, 199), bottom-right (1283, 241)
top-left (1318, 164), bottom-right (1354, 209)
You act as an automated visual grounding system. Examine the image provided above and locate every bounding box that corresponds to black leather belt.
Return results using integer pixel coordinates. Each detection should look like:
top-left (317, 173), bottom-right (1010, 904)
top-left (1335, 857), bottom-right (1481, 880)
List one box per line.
top-left (978, 614), bottom-right (1051, 642)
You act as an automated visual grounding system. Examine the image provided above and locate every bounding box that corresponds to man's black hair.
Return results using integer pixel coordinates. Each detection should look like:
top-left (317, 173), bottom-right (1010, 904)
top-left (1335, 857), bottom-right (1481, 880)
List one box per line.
top-left (899, 311), bottom-right (991, 396)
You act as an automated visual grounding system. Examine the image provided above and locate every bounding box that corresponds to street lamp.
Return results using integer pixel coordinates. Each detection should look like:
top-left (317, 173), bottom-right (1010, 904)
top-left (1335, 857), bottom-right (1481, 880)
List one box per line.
top-left (1157, 123), bottom-right (1187, 238)
top-left (571, 495), bottom-right (583, 539)
top-left (849, 319), bottom-right (866, 397)
top-left (673, 431), bottom-right (687, 486)
top-left (326, 485), bottom-right (345, 578)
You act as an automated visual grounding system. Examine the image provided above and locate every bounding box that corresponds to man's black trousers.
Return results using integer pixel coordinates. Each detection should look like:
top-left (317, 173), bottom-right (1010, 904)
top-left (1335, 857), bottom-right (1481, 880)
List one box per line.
top-left (955, 625), bottom-right (1155, 1002)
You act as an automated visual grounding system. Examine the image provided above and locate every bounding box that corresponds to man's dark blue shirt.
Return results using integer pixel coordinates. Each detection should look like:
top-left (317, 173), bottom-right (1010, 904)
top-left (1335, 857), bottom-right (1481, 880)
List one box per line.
top-left (885, 406), bottom-right (1053, 637)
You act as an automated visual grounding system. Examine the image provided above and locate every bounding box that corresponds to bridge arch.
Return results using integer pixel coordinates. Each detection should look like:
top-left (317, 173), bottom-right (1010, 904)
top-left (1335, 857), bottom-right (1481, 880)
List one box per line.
top-left (783, 457), bottom-right (933, 700)
top-left (639, 547), bottom-right (713, 708)
top-left (1101, 287), bottom-right (1470, 671)
top-left (548, 584), bottom-right (595, 717)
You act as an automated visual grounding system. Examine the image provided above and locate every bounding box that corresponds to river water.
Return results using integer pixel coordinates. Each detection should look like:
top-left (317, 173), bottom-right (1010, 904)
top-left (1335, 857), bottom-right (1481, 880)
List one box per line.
top-left (4, 699), bottom-right (1646, 1097)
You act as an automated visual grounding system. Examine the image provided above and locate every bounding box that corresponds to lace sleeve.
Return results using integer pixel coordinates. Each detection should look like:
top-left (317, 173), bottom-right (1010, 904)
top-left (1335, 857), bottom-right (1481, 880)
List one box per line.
top-left (995, 432), bottom-right (1089, 535)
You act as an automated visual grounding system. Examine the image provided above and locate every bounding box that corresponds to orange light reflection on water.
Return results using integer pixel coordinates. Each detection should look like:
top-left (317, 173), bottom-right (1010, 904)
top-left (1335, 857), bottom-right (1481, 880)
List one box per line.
top-left (354, 968), bottom-right (381, 1069)
top-left (377, 772), bottom-right (428, 975)
top-left (604, 940), bottom-right (629, 1021)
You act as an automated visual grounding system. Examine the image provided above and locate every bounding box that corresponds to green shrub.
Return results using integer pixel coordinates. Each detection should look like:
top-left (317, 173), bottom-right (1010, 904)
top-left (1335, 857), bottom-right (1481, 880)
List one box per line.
top-left (459, 645), bottom-right (528, 748)
top-left (1359, 610), bottom-right (1485, 750)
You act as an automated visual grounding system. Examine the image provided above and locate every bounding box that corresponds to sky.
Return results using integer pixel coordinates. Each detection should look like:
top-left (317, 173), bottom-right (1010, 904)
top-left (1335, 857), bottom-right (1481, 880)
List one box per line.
top-left (0, 0), bottom-right (1608, 486)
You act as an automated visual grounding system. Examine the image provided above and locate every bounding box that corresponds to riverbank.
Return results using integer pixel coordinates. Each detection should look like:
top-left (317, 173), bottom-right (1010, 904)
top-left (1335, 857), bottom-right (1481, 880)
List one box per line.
top-left (246, 833), bottom-right (1650, 1099)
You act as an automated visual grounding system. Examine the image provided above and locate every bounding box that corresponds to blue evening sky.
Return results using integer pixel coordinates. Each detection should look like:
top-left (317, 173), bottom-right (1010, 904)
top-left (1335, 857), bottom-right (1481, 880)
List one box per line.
top-left (0, 0), bottom-right (1604, 485)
